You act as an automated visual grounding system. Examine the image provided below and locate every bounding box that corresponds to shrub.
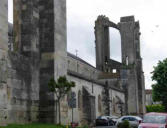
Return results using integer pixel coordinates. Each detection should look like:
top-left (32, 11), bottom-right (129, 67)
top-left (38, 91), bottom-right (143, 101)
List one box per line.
top-left (117, 120), bottom-right (131, 128)
top-left (146, 104), bottom-right (165, 112)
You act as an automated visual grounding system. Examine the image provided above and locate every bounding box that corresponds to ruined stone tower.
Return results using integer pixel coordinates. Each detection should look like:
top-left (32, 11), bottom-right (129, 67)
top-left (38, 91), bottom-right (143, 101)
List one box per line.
top-left (95, 15), bottom-right (145, 114)
top-left (119, 16), bottom-right (145, 114)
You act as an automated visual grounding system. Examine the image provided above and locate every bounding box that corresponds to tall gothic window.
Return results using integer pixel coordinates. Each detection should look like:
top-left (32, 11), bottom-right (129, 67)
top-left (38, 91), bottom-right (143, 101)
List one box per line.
top-left (98, 95), bottom-right (102, 113)
top-left (78, 90), bottom-right (82, 109)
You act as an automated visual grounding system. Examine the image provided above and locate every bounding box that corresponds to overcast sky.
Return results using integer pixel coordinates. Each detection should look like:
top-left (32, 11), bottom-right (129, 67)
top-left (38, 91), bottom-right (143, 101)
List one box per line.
top-left (8, 0), bottom-right (167, 89)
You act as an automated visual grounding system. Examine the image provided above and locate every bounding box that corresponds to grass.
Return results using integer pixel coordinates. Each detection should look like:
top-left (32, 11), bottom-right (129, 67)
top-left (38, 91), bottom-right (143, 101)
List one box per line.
top-left (0, 124), bottom-right (89, 128)
top-left (0, 124), bottom-right (66, 128)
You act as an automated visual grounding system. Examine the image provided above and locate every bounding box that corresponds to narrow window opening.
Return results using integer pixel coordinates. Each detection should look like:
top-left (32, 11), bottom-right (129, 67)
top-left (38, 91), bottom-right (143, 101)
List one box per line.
top-left (126, 56), bottom-right (129, 65)
top-left (8, 0), bottom-right (13, 24)
top-left (78, 90), bottom-right (82, 110)
top-left (98, 95), bottom-right (102, 113)
top-left (105, 56), bottom-right (108, 64)
top-left (113, 69), bottom-right (117, 73)
top-left (8, 0), bottom-right (14, 51)
top-left (109, 27), bottom-right (121, 62)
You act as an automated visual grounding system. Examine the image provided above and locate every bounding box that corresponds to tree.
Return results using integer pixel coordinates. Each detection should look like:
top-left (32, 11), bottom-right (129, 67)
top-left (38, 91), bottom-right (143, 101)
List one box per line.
top-left (151, 58), bottom-right (167, 111)
top-left (48, 76), bottom-right (75, 124)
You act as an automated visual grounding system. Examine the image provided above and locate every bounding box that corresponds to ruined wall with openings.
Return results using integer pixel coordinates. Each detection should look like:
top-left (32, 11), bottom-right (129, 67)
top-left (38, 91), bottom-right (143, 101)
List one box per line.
top-left (95, 15), bottom-right (145, 115)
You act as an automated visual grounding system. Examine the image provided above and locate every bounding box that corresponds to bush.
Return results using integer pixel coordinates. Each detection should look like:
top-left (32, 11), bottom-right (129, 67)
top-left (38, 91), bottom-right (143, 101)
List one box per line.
top-left (117, 120), bottom-right (131, 128)
top-left (68, 125), bottom-right (88, 128)
top-left (146, 104), bottom-right (165, 112)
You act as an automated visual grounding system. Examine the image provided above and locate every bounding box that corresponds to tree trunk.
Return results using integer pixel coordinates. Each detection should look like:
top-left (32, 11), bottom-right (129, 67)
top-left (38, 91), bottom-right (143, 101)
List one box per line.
top-left (58, 100), bottom-right (61, 124)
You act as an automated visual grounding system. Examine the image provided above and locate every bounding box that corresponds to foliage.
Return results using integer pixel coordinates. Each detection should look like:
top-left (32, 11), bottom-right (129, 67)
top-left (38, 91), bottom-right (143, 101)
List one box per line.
top-left (48, 76), bottom-right (75, 124)
top-left (69, 126), bottom-right (88, 128)
top-left (78, 126), bottom-right (88, 128)
top-left (0, 124), bottom-right (66, 128)
top-left (151, 58), bottom-right (167, 111)
top-left (146, 104), bottom-right (165, 112)
top-left (117, 120), bottom-right (131, 128)
top-left (48, 76), bottom-right (75, 101)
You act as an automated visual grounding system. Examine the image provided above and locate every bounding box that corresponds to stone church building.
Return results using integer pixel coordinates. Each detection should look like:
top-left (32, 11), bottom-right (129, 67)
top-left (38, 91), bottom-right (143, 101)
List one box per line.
top-left (0, 0), bottom-right (145, 126)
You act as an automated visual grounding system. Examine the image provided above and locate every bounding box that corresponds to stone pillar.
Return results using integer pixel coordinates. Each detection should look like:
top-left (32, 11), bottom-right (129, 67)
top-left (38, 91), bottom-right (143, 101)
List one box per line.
top-left (119, 16), bottom-right (146, 114)
top-left (134, 22), bottom-right (146, 114)
top-left (119, 16), bottom-right (137, 65)
top-left (119, 16), bottom-right (139, 114)
top-left (0, 0), bottom-right (8, 126)
top-left (95, 16), bottom-right (110, 71)
top-left (53, 0), bottom-right (67, 124)
top-left (39, 0), bottom-right (55, 123)
top-left (54, 0), bottom-right (67, 78)
top-left (39, 0), bottom-right (67, 124)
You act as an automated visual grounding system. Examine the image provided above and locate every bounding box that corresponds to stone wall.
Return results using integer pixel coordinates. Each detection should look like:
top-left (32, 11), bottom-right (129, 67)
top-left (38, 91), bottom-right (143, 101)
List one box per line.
top-left (13, 0), bottom-right (39, 55)
top-left (110, 89), bottom-right (125, 116)
top-left (67, 75), bottom-right (105, 125)
top-left (66, 73), bottom-right (125, 125)
top-left (67, 52), bottom-right (99, 80)
top-left (0, 0), bottom-right (8, 126)
top-left (67, 52), bottom-right (125, 118)
top-left (7, 52), bottom-right (39, 123)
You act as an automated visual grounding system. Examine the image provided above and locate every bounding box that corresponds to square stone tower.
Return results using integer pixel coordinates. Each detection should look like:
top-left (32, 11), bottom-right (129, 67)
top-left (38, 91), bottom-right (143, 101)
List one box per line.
top-left (39, 0), bottom-right (67, 123)
top-left (119, 16), bottom-right (145, 114)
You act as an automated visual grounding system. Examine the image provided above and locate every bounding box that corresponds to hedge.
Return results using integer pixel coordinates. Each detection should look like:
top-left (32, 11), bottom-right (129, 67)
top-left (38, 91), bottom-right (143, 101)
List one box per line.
top-left (146, 104), bottom-right (165, 112)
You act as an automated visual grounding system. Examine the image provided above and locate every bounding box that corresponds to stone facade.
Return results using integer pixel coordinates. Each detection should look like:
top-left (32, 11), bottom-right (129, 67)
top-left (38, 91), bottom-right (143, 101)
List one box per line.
top-left (0, 0), bottom-right (145, 126)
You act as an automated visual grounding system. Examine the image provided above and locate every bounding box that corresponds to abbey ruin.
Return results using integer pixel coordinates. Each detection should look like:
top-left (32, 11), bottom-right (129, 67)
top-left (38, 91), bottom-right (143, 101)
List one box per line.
top-left (0, 0), bottom-right (145, 126)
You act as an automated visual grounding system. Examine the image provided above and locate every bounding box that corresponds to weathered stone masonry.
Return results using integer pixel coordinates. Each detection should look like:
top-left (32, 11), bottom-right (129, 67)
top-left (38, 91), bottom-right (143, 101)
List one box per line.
top-left (0, 0), bottom-right (145, 126)
top-left (95, 15), bottom-right (145, 115)
top-left (0, 0), bottom-right (8, 126)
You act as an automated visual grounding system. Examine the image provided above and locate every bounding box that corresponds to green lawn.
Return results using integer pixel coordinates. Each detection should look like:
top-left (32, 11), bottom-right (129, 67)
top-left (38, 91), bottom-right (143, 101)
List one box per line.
top-left (0, 124), bottom-right (66, 128)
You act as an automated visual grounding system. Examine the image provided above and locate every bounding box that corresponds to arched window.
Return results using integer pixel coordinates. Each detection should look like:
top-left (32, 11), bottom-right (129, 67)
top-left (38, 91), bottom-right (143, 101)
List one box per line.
top-left (126, 56), bottom-right (129, 65)
top-left (78, 90), bottom-right (82, 109)
top-left (98, 95), bottom-right (102, 113)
